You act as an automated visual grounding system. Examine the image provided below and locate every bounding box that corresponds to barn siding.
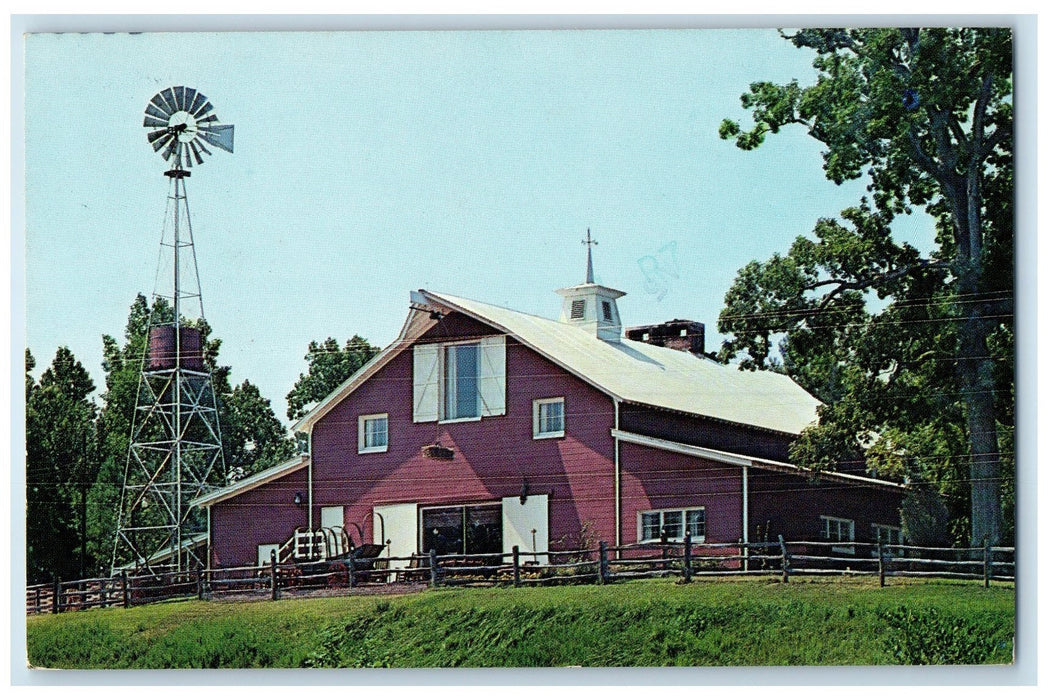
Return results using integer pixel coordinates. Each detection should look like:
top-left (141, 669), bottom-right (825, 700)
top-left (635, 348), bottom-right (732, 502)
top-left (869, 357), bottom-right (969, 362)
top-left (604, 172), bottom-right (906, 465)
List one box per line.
top-left (620, 403), bottom-right (793, 464)
top-left (747, 469), bottom-right (904, 544)
top-left (210, 467), bottom-right (309, 567)
top-left (619, 441), bottom-right (743, 545)
top-left (309, 316), bottom-right (618, 553)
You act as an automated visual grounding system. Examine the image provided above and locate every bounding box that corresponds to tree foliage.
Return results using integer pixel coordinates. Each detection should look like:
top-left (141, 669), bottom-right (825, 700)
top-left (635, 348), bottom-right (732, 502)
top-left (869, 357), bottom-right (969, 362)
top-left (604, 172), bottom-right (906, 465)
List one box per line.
top-left (718, 28), bottom-right (1013, 545)
top-left (286, 336), bottom-right (381, 421)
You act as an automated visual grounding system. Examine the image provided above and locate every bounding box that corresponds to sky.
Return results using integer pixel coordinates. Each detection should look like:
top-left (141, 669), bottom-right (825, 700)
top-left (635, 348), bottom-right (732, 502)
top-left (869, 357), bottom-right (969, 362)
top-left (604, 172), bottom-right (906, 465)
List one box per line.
top-left (23, 28), bottom-right (937, 424)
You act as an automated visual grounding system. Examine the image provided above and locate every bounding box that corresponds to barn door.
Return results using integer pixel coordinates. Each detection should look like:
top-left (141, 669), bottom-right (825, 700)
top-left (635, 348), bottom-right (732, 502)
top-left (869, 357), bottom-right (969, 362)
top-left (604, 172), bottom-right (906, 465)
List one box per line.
top-left (502, 495), bottom-right (548, 564)
top-left (374, 503), bottom-right (418, 571)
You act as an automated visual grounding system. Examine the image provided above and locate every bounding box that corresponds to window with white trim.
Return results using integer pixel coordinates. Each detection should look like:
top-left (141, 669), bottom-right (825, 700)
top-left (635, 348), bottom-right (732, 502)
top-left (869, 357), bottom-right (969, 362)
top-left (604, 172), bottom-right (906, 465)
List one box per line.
top-left (533, 397), bottom-right (565, 439)
top-left (872, 523), bottom-right (904, 555)
top-left (358, 413), bottom-right (388, 453)
top-left (820, 515), bottom-right (855, 553)
top-left (638, 507), bottom-right (706, 543)
top-left (412, 337), bottom-right (506, 423)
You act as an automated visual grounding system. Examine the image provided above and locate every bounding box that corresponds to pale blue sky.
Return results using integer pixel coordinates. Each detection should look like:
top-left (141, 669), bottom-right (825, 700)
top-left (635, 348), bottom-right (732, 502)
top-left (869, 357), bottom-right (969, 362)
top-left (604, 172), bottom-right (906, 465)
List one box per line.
top-left (24, 29), bottom-right (935, 422)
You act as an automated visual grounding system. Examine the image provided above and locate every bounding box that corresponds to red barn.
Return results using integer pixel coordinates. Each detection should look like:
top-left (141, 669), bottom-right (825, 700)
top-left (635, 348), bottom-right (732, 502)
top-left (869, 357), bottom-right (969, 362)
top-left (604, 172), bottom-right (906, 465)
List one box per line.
top-left (194, 276), bottom-right (904, 569)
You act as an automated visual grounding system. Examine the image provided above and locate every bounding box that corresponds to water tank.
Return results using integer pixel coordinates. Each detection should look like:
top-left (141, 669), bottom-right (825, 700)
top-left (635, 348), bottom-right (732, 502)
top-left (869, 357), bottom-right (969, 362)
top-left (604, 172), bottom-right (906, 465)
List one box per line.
top-left (147, 326), bottom-right (205, 372)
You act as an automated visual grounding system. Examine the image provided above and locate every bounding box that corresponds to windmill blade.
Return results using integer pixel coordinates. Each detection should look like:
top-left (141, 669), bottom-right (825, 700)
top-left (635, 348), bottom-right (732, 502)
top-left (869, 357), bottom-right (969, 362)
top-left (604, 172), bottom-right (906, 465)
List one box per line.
top-left (144, 114), bottom-right (169, 128)
top-left (150, 132), bottom-right (175, 154)
top-left (145, 103), bottom-right (171, 123)
top-left (150, 93), bottom-right (174, 118)
top-left (194, 138), bottom-right (213, 158)
top-left (183, 88), bottom-right (198, 114)
top-left (189, 140), bottom-right (205, 165)
top-left (161, 138), bottom-right (178, 162)
top-left (158, 88), bottom-right (179, 115)
top-left (183, 144), bottom-right (193, 169)
top-left (147, 128), bottom-right (172, 147)
top-left (192, 100), bottom-right (213, 118)
top-left (174, 86), bottom-right (186, 111)
top-left (188, 90), bottom-right (207, 115)
top-left (196, 115), bottom-right (219, 126)
top-left (199, 124), bottom-right (234, 153)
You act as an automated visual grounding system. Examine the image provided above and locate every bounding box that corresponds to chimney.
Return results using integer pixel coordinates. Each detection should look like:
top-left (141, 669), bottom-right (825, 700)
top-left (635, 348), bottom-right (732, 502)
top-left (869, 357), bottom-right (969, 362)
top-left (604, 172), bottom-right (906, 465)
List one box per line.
top-left (626, 320), bottom-right (705, 356)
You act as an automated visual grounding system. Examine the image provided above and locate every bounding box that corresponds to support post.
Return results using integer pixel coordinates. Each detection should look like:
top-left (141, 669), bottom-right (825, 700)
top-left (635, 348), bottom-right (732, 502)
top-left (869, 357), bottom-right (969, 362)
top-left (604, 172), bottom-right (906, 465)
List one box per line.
top-left (270, 550), bottom-right (279, 601)
top-left (52, 574), bottom-right (60, 614)
top-left (777, 535), bottom-right (790, 584)
top-left (599, 541), bottom-right (609, 585)
top-left (35, 587), bottom-right (41, 614)
top-left (429, 549), bottom-right (438, 588)
top-left (121, 571), bottom-right (130, 608)
top-left (683, 533), bottom-right (692, 584)
top-left (877, 541), bottom-right (885, 588)
top-left (347, 550), bottom-right (356, 589)
top-left (512, 546), bottom-right (521, 588)
top-left (983, 538), bottom-right (991, 588)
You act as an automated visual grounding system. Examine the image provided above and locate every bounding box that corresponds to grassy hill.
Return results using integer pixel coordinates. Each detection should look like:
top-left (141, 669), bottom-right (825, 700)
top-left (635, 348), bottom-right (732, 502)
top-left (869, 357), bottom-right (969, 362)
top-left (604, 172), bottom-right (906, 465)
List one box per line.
top-left (26, 577), bottom-right (1014, 668)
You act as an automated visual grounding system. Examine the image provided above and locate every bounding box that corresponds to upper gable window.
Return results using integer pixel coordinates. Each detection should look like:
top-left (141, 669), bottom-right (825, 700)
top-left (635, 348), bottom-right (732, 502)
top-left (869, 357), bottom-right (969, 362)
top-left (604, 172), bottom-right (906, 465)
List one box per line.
top-left (413, 336), bottom-right (506, 423)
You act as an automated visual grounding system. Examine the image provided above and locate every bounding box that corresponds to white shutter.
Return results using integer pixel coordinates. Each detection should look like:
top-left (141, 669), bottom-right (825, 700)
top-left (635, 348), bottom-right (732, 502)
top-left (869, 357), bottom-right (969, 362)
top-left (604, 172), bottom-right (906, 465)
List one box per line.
top-left (502, 495), bottom-right (548, 565)
top-left (413, 344), bottom-right (440, 422)
top-left (478, 335), bottom-right (506, 417)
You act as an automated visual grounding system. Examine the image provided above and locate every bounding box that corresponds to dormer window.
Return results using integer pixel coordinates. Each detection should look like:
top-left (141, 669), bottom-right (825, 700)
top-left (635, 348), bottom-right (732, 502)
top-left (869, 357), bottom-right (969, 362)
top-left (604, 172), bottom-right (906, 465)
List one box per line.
top-left (570, 299), bottom-right (586, 320)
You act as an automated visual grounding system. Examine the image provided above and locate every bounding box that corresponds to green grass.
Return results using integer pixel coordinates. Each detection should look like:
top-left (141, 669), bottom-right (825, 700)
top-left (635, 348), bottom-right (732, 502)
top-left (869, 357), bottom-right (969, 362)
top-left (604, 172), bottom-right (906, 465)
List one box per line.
top-left (26, 576), bottom-right (1015, 669)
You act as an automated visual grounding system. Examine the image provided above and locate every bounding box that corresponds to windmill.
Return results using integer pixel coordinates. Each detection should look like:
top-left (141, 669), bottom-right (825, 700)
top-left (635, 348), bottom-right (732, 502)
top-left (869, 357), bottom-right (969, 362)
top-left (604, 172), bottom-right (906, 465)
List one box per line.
top-left (111, 87), bottom-right (234, 575)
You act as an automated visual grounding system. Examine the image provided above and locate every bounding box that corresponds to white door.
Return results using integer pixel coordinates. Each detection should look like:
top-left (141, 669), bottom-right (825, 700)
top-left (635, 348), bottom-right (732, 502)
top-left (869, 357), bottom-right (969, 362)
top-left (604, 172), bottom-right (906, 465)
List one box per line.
top-left (374, 503), bottom-right (418, 570)
top-left (502, 495), bottom-right (549, 564)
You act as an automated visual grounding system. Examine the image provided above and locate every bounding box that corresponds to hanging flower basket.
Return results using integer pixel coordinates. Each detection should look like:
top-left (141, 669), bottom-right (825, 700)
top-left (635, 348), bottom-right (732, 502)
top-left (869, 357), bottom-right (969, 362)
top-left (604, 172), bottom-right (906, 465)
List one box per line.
top-left (422, 443), bottom-right (455, 461)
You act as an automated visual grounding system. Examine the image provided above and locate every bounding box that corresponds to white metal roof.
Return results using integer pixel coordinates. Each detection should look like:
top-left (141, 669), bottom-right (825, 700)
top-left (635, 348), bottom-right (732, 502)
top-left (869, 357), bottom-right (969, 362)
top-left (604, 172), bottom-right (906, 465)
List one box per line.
top-left (191, 455), bottom-right (309, 508)
top-left (427, 291), bottom-right (821, 436)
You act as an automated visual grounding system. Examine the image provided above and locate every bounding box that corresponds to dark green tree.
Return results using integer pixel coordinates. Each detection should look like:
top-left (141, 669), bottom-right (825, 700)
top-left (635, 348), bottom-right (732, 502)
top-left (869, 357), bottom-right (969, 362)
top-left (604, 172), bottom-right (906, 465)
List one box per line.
top-left (286, 336), bottom-right (381, 421)
top-left (225, 380), bottom-right (297, 480)
top-left (26, 347), bottom-right (99, 582)
top-left (718, 28), bottom-right (1012, 545)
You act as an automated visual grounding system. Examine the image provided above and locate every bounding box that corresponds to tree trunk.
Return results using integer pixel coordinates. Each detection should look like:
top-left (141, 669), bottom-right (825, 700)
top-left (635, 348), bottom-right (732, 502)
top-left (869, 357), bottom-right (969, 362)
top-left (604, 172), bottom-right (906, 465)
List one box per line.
top-left (951, 177), bottom-right (1003, 547)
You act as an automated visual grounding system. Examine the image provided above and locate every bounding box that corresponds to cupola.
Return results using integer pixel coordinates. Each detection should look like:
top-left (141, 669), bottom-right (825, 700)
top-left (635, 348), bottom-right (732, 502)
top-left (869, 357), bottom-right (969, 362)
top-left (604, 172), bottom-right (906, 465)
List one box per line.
top-left (555, 230), bottom-right (625, 342)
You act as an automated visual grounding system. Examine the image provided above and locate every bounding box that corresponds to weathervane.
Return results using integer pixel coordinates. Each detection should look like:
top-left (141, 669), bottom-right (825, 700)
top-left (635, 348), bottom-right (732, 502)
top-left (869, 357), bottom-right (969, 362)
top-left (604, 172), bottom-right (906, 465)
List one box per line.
top-left (582, 228), bottom-right (598, 284)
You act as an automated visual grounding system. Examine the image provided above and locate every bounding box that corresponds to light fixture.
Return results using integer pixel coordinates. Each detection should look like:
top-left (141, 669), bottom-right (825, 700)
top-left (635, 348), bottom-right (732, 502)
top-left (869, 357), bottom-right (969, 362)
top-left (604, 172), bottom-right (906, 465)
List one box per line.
top-left (293, 492), bottom-right (303, 506)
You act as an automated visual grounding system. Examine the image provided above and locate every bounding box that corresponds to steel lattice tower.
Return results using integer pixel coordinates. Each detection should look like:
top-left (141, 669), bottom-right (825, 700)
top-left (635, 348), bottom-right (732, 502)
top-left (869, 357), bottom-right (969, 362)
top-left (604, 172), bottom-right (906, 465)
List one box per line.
top-left (111, 87), bottom-right (234, 575)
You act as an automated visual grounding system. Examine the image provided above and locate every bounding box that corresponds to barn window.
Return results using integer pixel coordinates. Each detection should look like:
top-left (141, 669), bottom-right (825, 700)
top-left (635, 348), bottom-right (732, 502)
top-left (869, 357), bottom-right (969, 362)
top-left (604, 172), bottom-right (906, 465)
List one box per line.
top-left (421, 503), bottom-right (502, 556)
top-left (638, 507), bottom-right (705, 543)
top-left (358, 413), bottom-right (388, 453)
top-left (533, 397), bottom-right (565, 439)
top-left (413, 337), bottom-right (506, 423)
top-left (820, 516), bottom-right (855, 554)
top-left (872, 523), bottom-right (904, 556)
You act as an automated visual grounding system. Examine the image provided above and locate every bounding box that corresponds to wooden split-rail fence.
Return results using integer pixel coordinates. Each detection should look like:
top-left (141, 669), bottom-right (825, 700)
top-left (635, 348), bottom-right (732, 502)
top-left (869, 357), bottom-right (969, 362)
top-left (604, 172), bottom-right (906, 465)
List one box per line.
top-left (26, 538), bottom-right (1015, 615)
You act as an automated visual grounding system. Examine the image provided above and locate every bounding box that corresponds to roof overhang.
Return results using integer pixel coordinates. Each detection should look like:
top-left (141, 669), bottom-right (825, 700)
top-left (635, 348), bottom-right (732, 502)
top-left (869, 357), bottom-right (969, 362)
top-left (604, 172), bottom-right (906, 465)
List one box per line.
top-left (611, 429), bottom-right (905, 493)
top-left (190, 455), bottom-right (310, 508)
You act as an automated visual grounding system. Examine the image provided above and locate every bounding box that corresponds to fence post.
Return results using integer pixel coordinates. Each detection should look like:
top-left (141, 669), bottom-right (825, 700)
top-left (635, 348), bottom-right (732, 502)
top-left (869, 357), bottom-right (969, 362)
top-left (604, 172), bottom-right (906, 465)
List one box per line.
top-left (121, 570), bottom-right (130, 608)
top-left (35, 587), bottom-right (42, 614)
top-left (983, 538), bottom-right (991, 588)
top-left (270, 550), bottom-right (279, 601)
top-left (196, 567), bottom-right (204, 600)
top-left (877, 541), bottom-right (885, 588)
top-left (682, 533), bottom-right (692, 583)
top-left (599, 541), bottom-right (609, 584)
top-left (429, 549), bottom-right (439, 588)
top-left (347, 550), bottom-right (356, 588)
top-left (512, 546), bottom-right (521, 588)
top-left (52, 574), bottom-right (60, 614)
top-left (777, 535), bottom-right (790, 584)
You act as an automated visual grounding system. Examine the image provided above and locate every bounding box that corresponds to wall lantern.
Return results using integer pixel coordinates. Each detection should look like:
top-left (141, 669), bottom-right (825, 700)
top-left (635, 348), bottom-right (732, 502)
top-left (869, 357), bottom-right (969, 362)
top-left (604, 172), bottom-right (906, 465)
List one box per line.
top-left (293, 492), bottom-right (303, 506)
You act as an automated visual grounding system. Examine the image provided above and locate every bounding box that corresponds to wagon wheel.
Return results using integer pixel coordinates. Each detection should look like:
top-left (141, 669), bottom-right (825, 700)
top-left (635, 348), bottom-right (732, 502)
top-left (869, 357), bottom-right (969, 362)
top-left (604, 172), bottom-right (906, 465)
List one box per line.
top-left (327, 562), bottom-right (348, 588)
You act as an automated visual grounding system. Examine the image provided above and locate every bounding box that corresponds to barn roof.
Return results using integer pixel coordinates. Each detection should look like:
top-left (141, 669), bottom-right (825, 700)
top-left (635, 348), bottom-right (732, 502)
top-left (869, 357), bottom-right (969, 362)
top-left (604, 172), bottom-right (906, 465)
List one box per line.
top-left (294, 289), bottom-right (820, 437)
top-left (190, 455), bottom-right (309, 508)
top-left (427, 291), bottom-right (821, 436)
